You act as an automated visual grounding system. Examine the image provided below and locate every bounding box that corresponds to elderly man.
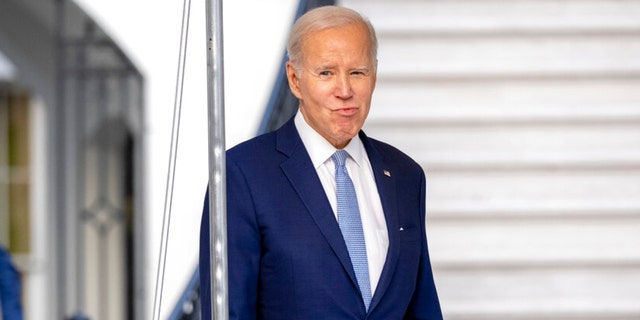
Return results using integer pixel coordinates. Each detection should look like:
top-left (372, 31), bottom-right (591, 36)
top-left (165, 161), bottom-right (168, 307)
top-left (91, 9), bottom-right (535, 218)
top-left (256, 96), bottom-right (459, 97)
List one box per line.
top-left (200, 5), bottom-right (442, 319)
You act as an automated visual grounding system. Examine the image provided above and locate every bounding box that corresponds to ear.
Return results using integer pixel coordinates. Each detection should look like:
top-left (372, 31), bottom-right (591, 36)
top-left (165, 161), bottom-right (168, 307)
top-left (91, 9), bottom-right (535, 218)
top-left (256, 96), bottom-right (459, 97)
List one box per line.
top-left (286, 61), bottom-right (303, 99)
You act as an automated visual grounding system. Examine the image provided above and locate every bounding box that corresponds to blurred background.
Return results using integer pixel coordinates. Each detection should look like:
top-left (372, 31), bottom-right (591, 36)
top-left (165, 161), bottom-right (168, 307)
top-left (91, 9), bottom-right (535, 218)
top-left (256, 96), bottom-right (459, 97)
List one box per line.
top-left (1, 0), bottom-right (639, 319)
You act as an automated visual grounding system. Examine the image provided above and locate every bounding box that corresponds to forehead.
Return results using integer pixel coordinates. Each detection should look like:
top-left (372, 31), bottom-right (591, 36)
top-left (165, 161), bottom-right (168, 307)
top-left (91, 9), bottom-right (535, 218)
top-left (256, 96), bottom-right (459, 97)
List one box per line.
top-left (300, 23), bottom-right (372, 62)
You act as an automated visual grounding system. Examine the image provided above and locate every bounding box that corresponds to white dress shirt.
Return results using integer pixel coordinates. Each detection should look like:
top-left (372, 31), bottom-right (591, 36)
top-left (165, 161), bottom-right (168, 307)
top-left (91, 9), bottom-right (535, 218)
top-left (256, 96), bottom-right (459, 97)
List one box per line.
top-left (294, 111), bottom-right (389, 295)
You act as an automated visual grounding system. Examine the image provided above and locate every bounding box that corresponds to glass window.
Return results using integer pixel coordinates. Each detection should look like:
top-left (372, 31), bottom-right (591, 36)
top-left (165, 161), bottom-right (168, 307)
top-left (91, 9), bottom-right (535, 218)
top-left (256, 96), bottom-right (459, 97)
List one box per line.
top-left (0, 85), bottom-right (30, 254)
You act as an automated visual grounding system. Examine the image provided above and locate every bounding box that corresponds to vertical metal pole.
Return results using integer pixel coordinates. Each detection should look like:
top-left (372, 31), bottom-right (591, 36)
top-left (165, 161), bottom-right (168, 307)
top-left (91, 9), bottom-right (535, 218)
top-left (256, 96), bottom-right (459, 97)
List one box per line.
top-left (54, 0), bottom-right (70, 318)
top-left (205, 0), bottom-right (228, 319)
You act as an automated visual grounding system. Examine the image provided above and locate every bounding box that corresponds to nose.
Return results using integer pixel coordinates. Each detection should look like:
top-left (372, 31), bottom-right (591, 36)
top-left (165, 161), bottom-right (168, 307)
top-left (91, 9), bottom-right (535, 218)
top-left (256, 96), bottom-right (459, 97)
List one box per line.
top-left (335, 73), bottom-right (353, 98)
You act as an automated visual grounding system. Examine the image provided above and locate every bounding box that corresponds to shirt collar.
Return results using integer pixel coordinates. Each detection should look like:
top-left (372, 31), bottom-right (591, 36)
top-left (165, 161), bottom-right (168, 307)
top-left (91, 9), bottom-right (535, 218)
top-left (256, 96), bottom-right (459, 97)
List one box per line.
top-left (294, 110), bottom-right (366, 169)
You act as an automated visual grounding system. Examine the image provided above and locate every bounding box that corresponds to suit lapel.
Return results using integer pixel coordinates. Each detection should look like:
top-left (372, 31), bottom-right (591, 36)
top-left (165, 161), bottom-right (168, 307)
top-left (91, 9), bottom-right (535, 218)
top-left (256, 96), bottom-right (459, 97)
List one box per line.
top-left (276, 121), bottom-right (402, 312)
top-left (360, 131), bottom-right (401, 312)
top-left (276, 120), bottom-right (360, 287)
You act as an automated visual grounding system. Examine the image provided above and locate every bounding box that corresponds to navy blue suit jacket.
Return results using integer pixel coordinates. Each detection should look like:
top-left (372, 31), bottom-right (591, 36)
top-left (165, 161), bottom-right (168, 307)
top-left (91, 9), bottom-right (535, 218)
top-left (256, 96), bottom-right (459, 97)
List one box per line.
top-left (200, 118), bottom-right (442, 319)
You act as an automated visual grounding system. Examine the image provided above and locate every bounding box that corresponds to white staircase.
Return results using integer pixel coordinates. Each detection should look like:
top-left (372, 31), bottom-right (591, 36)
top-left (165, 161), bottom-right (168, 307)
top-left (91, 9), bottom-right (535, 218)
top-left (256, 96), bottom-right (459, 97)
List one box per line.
top-left (341, 0), bottom-right (640, 319)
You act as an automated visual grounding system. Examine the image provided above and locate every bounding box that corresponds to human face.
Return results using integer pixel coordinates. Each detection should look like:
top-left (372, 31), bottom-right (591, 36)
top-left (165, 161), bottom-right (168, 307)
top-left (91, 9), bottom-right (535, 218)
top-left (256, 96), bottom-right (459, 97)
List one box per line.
top-left (286, 22), bottom-right (377, 149)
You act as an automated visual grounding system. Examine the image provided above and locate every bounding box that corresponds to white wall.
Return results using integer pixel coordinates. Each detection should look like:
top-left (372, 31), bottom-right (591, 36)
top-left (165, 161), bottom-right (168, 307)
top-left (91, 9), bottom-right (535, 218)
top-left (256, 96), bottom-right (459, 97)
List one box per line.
top-left (74, 0), bottom-right (297, 318)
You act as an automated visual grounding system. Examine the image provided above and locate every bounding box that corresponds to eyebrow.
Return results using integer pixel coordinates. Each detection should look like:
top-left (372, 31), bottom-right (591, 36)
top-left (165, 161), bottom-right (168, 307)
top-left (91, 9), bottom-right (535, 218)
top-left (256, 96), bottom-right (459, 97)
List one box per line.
top-left (352, 66), bottom-right (370, 71)
top-left (312, 64), bottom-right (335, 72)
top-left (311, 65), bottom-right (371, 72)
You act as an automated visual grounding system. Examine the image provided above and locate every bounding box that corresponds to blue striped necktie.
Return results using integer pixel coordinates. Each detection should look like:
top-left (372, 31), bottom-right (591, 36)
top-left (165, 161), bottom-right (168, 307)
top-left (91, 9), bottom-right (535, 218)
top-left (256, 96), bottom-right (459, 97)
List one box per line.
top-left (332, 150), bottom-right (372, 311)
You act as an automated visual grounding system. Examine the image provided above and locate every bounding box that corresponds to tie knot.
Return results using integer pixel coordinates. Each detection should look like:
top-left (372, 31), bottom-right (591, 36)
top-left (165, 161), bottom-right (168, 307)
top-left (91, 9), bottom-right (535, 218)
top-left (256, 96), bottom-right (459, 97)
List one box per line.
top-left (332, 150), bottom-right (348, 167)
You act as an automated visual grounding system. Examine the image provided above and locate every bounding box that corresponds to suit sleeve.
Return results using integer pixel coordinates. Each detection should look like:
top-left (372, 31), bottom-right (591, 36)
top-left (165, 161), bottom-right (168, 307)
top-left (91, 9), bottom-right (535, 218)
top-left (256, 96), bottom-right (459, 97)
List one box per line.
top-left (404, 170), bottom-right (443, 319)
top-left (200, 157), bottom-right (261, 320)
top-left (199, 188), bottom-right (212, 320)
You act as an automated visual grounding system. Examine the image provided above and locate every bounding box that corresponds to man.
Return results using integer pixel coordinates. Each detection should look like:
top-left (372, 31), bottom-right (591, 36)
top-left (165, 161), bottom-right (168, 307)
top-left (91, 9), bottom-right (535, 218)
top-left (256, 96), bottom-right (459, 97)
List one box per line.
top-left (200, 5), bottom-right (442, 319)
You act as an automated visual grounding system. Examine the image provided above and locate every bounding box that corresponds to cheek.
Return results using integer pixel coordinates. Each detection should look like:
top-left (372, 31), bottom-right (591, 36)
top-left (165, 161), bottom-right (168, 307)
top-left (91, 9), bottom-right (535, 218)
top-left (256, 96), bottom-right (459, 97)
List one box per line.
top-left (300, 82), bottom-right (329, 102)
top-left (353, 81), bottom-right (375, 99)
top-left (314, 82), bottom-right (336, 96)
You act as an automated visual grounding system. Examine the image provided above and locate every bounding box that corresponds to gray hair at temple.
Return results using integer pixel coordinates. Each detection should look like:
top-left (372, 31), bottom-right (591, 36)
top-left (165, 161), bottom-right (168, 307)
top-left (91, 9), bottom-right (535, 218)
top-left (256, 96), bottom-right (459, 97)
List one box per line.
top-left (286, 6), bottom-right (378, 70)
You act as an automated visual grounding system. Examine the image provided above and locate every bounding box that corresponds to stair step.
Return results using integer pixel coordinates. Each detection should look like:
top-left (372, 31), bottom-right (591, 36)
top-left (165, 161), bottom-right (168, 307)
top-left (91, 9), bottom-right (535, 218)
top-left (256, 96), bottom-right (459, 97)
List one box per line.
top-left (344, 0), bottom-right (640, 34)
top-left (368, 79), bottom-right (640, 122)
top-left (435, 267), bottom-right (640, 319)
top-left (377, 35), bottom-right (640, 78)
top-left (428, 217), bottom-right (640, 264)
top-left (364, 123), bottom-right (640, 169)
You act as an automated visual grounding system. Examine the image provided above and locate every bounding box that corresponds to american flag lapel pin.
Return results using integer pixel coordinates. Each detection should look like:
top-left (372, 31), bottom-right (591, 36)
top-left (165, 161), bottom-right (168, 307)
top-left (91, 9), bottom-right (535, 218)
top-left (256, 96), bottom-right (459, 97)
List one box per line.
top-left (383, 169), bottom-right (391, 177)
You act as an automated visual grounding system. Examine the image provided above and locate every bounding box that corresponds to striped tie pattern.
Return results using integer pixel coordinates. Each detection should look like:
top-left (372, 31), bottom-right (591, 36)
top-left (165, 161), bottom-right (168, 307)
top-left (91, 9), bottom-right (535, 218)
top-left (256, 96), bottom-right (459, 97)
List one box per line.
top-left (332, 150), bottom-right (372, 311)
